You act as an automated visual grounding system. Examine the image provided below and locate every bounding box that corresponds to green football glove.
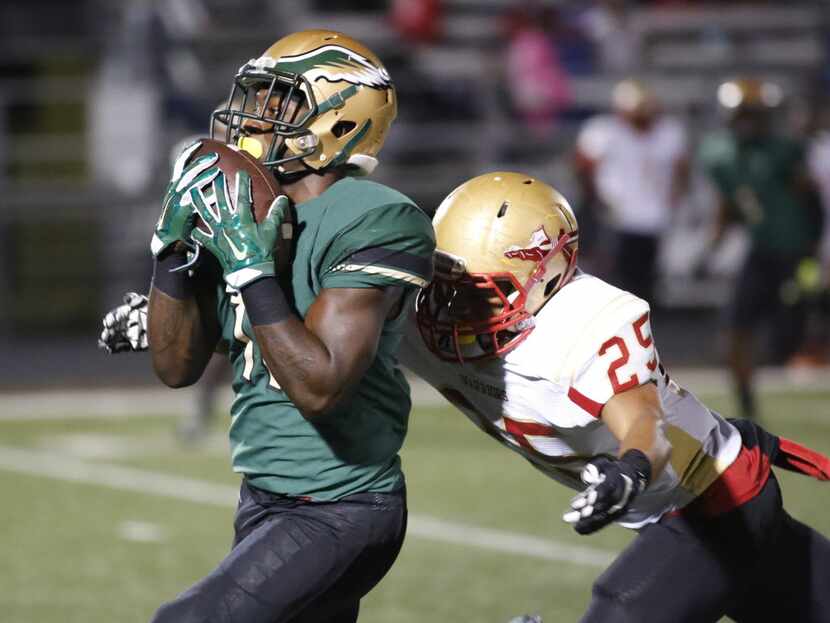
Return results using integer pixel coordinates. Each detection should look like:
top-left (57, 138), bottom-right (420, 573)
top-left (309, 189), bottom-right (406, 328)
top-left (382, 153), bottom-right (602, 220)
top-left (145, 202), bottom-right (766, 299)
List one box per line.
top-left (150, 141), bottom-right (219, 258)
top-left (190, 170), bottom-right (290, 289)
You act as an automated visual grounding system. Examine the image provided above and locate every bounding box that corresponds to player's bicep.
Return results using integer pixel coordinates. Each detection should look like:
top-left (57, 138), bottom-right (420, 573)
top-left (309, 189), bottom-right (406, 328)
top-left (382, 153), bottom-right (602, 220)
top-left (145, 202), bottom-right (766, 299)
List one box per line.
top-left (305, 286), bottom-right (402, 385)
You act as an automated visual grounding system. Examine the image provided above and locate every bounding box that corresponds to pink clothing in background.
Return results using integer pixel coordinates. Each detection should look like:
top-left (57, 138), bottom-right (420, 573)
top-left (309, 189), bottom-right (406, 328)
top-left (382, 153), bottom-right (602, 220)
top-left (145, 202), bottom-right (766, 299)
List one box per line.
top-left (506, 28), bottom-right (571, 136)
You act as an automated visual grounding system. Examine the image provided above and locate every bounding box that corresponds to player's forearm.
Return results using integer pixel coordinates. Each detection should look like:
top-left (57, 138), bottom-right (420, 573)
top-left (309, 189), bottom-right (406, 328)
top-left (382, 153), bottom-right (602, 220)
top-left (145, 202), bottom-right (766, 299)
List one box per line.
top-left (147, 254), bottom-right (216, 387)
top-left (604, 384), bottom-right (671, 482)
top-left (243, 278), bottom-right (369, 420)
top-left (254, 320), bottom-right (351, 418)
top-left (618, 410), bottom-right (671, 482)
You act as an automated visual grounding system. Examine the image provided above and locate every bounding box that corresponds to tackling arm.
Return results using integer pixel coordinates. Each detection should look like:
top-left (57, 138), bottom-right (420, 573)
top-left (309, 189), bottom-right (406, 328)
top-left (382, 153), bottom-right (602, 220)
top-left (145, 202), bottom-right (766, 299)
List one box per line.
top-left (563, 383), bottom-right (671, 535)
top-left (603, 382), bottom-right (671, 479)
top-left (563, 308), bottom-right (672, 534)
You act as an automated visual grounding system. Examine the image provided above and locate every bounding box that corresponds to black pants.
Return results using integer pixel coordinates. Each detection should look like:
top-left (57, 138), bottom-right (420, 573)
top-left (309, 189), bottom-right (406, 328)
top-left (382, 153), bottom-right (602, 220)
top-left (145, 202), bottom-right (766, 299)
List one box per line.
top-left (726, 248), bottom-right (805, 362)
top-left (151, 480), bottom-right (407, 623)
top-left (614, 231), bottom-right (659, 304)
top-left (581, 472), bottom-right (830, 622)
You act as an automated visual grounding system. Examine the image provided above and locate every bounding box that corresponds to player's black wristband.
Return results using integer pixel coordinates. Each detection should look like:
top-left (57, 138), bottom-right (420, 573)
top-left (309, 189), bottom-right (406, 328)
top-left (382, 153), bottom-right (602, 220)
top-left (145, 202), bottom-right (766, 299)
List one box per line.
top-left (240, 277), bottom-right (291, 326)
top-left (620, 449), bottom-right (652, 490)
top-left (152, 250), bottom-right (192, 299)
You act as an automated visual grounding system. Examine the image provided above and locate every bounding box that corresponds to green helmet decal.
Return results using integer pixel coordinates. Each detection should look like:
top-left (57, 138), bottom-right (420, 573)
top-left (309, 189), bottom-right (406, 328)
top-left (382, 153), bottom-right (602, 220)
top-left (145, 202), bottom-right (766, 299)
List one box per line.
top-left (332, 119), bottom-right (372, 166)
top-left (248, 45), bottom-right (392, 89)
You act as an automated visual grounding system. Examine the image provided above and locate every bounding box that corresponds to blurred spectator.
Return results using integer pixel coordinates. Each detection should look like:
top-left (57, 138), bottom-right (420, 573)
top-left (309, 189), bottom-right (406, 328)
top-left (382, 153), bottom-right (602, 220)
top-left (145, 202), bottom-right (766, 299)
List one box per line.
top-left (90, 0), bottom-right (213, 310)
top-left (179, 353), bottom-right (230, 443)
top-left (390, 0), bottom-right (443, 44)
top-left (578, 0), bottom-right (642, 73)
top-left (0, 93), bottom-right (6, 189)
top-left (698, 78), bottom-right (825, 419)
top-left (89, 0), bottom-right (209, 195)
top-left (574, 79), bottom-right (689, 303)
top-left (504, 3), bottom-right (572, 137)
top-left (808, 102), bottom-right (830, 268)
top-left (800, 100), bottom-right (830, 366)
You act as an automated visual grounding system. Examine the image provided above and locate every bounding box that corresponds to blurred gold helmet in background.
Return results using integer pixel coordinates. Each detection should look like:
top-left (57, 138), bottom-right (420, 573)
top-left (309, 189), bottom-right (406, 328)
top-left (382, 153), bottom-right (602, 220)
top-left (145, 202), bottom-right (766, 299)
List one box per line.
top-left (612, 79), bottom-right (656, 115)
top-left (717, 78), bottom-right (783, 113)
top-left (416, 172), bottom-right (579, 363)
top-left (613, 79), bottom-right (659, 128)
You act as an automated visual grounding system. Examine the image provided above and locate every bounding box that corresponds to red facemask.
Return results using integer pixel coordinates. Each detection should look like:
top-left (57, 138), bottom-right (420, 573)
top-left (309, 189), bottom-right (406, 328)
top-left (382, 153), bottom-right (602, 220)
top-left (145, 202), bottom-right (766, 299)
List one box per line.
top-left (415, 232), bottom-right (577, 364)
top-left (416, 271), bottom-right (535, 363)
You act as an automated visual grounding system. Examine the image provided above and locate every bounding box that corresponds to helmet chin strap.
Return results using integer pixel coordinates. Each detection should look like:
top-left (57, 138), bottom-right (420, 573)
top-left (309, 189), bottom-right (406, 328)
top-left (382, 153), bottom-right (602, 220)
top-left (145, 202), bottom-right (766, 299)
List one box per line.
top-left (273, 164), bottom-right (316, 184)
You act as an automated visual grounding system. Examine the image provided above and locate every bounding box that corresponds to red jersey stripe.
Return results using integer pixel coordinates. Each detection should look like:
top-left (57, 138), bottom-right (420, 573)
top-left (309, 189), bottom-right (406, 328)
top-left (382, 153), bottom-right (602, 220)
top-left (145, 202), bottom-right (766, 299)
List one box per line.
top-left (567, 387), bottom-right (603, 418)
top-left (776, 438), bottom-right (830, 481)
top-left (682, 445), bottom-right (771, 518)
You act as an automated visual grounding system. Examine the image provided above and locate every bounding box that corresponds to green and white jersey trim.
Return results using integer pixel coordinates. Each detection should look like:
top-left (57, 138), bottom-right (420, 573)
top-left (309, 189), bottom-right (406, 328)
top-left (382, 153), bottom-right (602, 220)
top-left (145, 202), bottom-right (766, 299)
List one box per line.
top-left (330, 263), bottom-right (429, 287)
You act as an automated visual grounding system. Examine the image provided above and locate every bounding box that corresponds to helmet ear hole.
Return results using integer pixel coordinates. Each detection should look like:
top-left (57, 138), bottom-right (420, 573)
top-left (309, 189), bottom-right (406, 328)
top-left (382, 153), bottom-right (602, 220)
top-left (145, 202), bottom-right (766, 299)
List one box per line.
top-left (544, 275), bottom-right (562, 298)
top-left (332, 120), bottom-right (357, 138)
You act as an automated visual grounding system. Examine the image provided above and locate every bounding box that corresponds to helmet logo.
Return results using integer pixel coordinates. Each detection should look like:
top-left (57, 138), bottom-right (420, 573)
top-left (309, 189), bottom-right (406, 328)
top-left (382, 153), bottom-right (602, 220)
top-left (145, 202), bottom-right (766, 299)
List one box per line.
top-left (274, 45), bottom-right (392, 89)
top-left (504, 226), bottom-right (553, 262)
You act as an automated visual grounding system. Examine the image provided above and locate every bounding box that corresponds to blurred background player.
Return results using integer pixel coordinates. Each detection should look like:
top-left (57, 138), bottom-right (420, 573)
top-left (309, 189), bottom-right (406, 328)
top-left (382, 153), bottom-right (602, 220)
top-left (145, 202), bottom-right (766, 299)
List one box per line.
top-left (698, 78), bottom-right (825, 419)
top-left (574, 79), bottom-right (689, 304)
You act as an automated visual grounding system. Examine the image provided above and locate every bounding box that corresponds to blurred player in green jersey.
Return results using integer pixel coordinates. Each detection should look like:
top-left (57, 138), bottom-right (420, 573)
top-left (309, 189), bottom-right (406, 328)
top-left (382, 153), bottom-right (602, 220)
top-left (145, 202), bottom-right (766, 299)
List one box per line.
top-left (698, 78), bottom-right (824, 419)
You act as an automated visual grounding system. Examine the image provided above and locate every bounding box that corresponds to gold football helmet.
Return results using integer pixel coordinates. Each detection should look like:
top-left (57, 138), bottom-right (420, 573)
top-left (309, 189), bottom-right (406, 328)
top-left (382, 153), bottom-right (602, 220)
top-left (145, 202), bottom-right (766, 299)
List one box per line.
top-left (717, 78), bottom-right (783, 113)
top-left (612, 79), bottom-right (656, 116)
top-left (416, 172), bottom-right (579, 363)
top-left (212, 30), bottom-right (397, 177)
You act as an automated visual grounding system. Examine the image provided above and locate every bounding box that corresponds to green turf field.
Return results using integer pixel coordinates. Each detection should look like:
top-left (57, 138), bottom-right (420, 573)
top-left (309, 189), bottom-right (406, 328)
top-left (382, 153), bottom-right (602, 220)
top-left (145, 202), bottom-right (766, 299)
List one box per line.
top-left (0, 387), bottom-right (828, 622)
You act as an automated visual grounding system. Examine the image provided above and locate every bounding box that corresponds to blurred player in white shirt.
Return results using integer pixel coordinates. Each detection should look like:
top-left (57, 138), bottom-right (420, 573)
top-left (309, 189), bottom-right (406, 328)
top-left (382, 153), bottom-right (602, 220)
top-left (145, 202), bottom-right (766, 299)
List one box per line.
top-left (575, 79), bottom-right (689, 303)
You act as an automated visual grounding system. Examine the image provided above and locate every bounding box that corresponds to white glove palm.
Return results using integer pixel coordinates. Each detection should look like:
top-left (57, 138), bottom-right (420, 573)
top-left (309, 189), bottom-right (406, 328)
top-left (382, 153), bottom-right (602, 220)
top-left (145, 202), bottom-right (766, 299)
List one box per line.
top-left (98, 292), bottom-right (149, 353)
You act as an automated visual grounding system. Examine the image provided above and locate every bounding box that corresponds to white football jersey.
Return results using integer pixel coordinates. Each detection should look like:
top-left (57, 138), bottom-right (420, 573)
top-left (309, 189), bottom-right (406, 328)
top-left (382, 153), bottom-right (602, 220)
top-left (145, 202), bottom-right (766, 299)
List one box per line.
top-left (401, 273), bottom-right (741, 529)
top-left (577, 115), bottom-right (687, 235)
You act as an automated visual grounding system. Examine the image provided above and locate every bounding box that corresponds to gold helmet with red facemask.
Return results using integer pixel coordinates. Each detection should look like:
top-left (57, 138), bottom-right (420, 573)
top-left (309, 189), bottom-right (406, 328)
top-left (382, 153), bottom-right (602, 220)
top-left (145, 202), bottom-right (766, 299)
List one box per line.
top-left (416, 172), bottom-right (579, 363)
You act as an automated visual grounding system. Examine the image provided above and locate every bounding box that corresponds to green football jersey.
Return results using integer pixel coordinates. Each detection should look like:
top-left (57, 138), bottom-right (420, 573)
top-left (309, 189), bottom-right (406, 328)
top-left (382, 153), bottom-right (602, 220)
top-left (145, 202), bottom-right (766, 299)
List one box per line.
top-left (214, 177), bottom-right (434, 501)
top-left (698, 132), bottom-right (811, 256)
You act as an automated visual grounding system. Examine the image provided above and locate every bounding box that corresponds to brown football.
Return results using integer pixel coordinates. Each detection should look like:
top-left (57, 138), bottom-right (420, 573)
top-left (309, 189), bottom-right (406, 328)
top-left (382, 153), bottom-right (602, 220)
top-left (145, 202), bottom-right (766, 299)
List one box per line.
top-left (179, 138), bottom-right (293, 271)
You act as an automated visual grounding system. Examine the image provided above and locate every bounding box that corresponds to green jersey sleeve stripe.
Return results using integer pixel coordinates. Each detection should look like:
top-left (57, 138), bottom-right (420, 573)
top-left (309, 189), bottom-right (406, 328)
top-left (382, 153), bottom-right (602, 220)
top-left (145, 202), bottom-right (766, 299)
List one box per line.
top-left (330, 263), bottom-right (430, 287)
top-left (345, 247), bottom-right (434, 280)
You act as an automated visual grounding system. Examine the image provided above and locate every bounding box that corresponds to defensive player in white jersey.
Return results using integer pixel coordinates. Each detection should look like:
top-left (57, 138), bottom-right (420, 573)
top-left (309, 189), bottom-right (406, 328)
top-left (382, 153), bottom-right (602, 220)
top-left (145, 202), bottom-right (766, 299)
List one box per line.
top-left (101, 172), bottom-right (830, 622)
top-left (405, 172), bottom-right (830, 622)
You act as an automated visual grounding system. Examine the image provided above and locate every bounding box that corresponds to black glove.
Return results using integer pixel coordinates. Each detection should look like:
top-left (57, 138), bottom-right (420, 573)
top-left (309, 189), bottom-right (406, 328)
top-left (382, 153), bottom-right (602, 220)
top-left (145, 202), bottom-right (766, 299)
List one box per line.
top-left (563, 450), bottom-right (651, 535)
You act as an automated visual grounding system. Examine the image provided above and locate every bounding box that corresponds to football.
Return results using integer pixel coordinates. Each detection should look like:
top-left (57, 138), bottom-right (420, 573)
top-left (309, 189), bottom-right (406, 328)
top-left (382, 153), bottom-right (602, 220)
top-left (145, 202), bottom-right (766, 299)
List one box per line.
top-left (187, 138), bottom-right (284, 224)
top-left (180, 138), bottom-right (293, 272)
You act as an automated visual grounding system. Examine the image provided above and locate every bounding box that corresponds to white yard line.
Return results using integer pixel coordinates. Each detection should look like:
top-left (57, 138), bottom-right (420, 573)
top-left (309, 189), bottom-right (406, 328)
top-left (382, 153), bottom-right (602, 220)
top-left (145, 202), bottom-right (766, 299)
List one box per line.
top-left (1, 367), bottom-right (828, 421)
top-left (0, 387), bottom-right (214, 420)
top-left (407, 516), bottom-right (615, 567)
top-left (0, 444), bottom-right (615, 568)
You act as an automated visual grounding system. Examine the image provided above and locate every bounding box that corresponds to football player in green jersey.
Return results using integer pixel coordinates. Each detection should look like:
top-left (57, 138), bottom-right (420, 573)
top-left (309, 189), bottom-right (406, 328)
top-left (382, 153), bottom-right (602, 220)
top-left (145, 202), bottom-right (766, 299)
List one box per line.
top-left (141, 30), bottom-right (434, 623)
top-left (698, 79), bottom-right (824, 420)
